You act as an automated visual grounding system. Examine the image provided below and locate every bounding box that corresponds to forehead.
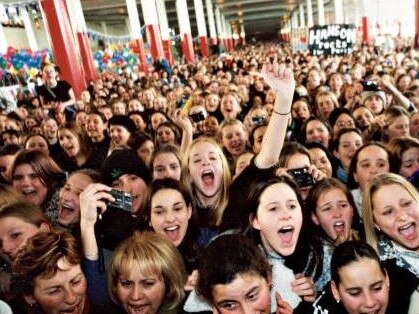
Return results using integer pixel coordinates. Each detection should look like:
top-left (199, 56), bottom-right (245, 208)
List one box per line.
top-left (155, 152), bottom-right (178, 164)
top-left (67, 173), bottom-right (92, 186)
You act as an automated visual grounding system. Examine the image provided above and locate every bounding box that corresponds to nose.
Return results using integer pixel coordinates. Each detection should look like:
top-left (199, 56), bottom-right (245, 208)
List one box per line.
top-left (363, 291), bottom-right (377, 309)
top-left (396, 207), bottom-right (409, 221)
top-left (165, 210), bottom-right (175, 222)
top-left (331, 206), bottom-right (342, 218)
top-left (131, 284), bottom-right (144, 301)
top-left (2, 239), bottom-right (16, 257)
top-left (63, 287), bottom-right (78, 305)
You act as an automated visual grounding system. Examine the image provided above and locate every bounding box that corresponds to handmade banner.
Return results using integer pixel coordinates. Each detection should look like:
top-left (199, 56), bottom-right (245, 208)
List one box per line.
top-left (308, 24), bottom-right (356, 56)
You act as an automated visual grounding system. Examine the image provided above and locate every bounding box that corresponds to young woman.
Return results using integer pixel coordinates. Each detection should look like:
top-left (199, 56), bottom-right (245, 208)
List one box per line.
top-left (328, 108), bottom-right (356, 136)
top-left (306, 179), bottom-right (361, 291)
top-left (150, 145), bottom-right (182, 181)
top-left (244, 176), bottom-right (320, 312)
top-left (195, 233), bottom-right (292, 314)
top-left (332, 128), bottom-right (363, 185)
top-left (314, 240), bottom-right (390, 314)
top-left (58, 122), bottom-right (102, 173)
top-left (301, 117), bottom-right (332, 149)
top-left (106, 232), bottom-right (187, 314)
top-left (181, 137), bottom-right (231, 245)
top-left (305, 142), bottom-right (334, 178)
top-left (382, 106), bottom-right (410, 143)
top-left (127, 131), bottom-right (155, 167)
top-left (11, 149), bottom-right (66, 221)
top-left (11, 230), bottom-right (89, 314)
top-left (140, 178), bottom-right (200, 272)
top-left (155, 121), bottom-right (181, 148)
top-left (387, 136), bottom-right (419, 179)
top-left (56, 169), bottom-right (101, 238)
top-left (315, 91), bottom-right (339, 120)
top-left (24, 134), bottom-right (49, 155)
top-left (363, 173), bottom-right (419, 278)
top-left (347, 142), bottom-right (392, 217)
top-left (277, 141), bottom-right (326, 200)
top-left (218, 119), bottom-right (249, 171)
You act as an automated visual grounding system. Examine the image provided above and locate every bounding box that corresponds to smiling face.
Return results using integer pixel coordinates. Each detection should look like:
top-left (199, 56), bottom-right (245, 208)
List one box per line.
top-left (0, 217), bottom-right (47, 263)
top-left (372, 184), bottom-right (419, 251)
top-left (116, 268), bottom-right (165, 314)
top-left (150, 188), bottom-right (192, 247)
top-left (252, 183), bottom-right (303, 256)
top-left (28, 259), bottom-right (87, 314)
top-left (188, 142), bottom-right (223, 206)
top-left (331, 258), bottom-right (389, 314)
top-left (58, 129), bottom-right (80, 158)
top-left (212, 272), bottom-right (271, 314)
top-left (12, 164), bottom-right (48, 206)
top-left (25, 135), bottom-right (49, 155)
top-left (312, 187), bottom-right (354, 241)
top-left (221, 124), bottom-right (247, 157)
top-left (58, 173), bottom-right (93, 226)
top-left (221, 95), bottom-right (240, 120)
top-left (110, 125), bottom-right (131, 147)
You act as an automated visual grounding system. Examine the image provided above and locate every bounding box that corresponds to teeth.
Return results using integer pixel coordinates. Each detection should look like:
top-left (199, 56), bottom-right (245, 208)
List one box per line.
top-left (399, 223), bottom-right (413, 231)
top-left (165, 226), bottom-right (179, 231)
top-left (279, 226), bottom-right (293, 232)
top-left (334, 221), bottom-right (344, 227)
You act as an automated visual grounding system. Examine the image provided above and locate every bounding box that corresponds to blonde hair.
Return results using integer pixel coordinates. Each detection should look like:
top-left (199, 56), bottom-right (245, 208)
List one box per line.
top-left (362, 173), bottom-right (419, 250)
top-left (182, 137), bottom-right (231, 226)
top-left (108, 232), bottom-right (187, 311)
top-left (217, 118), bottom-right (247, 142)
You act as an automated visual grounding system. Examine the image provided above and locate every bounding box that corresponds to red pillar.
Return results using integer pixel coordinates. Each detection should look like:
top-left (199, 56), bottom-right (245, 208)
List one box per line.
top-left (76, 33), bottom-right (97, 83)
top-left (361, 16), bottom-right (370, 45)
top-left (131, 39), bottom-right (148, 73)
top-left (162, 40), bottom-right (174, 65)
top-left (182, 33), bottom-right (195, 63)
top-left (228, 38), bottom-right (234, 50)
top-left (199, 36), bottom-right (209, 58)
top-left (146, 24), bottom-right (165, 61)
top-left (40, 0), bottom-right (85, 98)
top-left (416, 0), bottom-right (419, 48)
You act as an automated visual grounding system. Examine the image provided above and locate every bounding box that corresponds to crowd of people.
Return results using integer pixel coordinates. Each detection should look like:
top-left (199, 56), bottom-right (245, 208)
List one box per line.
top-left (0, 38), bottom-right (418, 314)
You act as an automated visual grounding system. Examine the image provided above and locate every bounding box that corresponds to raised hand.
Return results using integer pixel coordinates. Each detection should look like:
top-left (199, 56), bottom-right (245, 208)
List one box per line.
top-left (261, 63), bottom-right (295, 109)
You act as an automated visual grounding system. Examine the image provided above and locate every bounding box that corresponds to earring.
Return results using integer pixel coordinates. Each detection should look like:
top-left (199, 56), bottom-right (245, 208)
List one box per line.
top-left (336, 299), bottom-right (340, 304)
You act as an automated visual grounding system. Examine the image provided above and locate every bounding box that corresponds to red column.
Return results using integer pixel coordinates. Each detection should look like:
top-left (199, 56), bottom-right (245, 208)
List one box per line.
top-left (131, 39), bottom-right (148, 73)
top-left (40, 0), bottom-right (85, 98)
top-left (146, 24), bottom-right (165, 61)
top-left (76, 33), bottom-right (97, 83)
top-left (182, 33), bottom-right (194, 63)
top-left (162, 40), bottom-right (174, 65)
top-left (361, 16), bottom-right (370, 45)
top-left (199, 36), bottom-right (209, 58)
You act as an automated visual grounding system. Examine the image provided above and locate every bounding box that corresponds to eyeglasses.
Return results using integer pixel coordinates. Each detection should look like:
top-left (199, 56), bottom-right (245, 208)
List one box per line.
top-left (335, 120), bottom-right (355, 128)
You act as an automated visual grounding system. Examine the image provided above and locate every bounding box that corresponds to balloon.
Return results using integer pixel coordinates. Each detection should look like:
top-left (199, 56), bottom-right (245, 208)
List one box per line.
top-left (0, 58), bottom-right (6, 69)
top-left (0, 68), bottom-right (3, 77)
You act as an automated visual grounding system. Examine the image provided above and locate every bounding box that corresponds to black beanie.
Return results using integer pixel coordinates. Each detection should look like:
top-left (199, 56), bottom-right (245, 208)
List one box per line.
top-left (108, 115), bottom-right (136, 133)
top-left (101, 148), bottom-right (151, 186)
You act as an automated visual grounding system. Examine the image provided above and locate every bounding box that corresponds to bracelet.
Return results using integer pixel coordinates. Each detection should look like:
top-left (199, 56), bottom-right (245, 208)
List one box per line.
top-left (273, 109), bottom-right (291, 116)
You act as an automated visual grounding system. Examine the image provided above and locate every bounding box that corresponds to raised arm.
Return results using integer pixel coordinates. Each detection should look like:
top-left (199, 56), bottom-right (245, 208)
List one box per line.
top-left (255, 63), bottom-right (295, 168)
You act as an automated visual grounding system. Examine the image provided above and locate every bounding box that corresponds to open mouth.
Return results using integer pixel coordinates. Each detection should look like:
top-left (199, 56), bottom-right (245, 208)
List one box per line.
top-left (398, 222), bottom-right (417, 240)
top-left (21, 188), bottom-right (36, 196)
top-left (164, 225), bottom-right (180, 242)
top-left (60, 301), bottom-right (81, 313)
top-left (333, 221), bottom-right (345, 234)
top-left (278, 225), bottom-right (294, 244)
top-left (60, 203), bottom-right (75, 215)
top-left (127, 303), bottom-right (150, 313)
top-left (201, 170), bottom-right (215, 186)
